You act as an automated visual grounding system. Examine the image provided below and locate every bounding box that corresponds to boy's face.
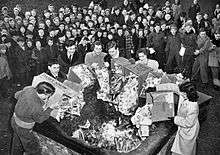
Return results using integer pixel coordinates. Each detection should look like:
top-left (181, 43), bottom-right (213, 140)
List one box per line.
top-left (66, 45), bottom-right (76, 54)
top-left (138, 52), bottom-right (147, 61)
top-left (94, 45), bottom-right (102, 54)
top-left (48, 64), bottom-right (60, 75)
top-left (108, 46), bottom-right (118, 57)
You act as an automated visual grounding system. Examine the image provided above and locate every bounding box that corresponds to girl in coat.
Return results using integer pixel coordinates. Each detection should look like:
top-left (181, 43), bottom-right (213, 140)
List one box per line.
top-left (171, 82), bottom-right (200, 155)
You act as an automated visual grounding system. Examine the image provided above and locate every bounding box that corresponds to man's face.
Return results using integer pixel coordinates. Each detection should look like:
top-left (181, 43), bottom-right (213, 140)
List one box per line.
top-left (49, 31), bottom-right (55, 37)
top-left (115, 9), bottom-right (120, 15)
top-left (161, 24), bottom-right (166, 30)
top-left (108, 46), bottom-right (118, 57)
top-left (199, 31), bottom-right (206, 38)
top-left (185, 25), bottom-right (191, 32)
top-left (94, 45), bottom-right (102, 54)
top-left (131, 14), bottom-right (136, 20)
top-left (48, 40), bottom-right (53, 46)
top-left (171, 28), bottom-right (177, 35)
top-left (38, 93), bottom-right (52, 103)
top-left (66, 45), bottom-right (76, 54)
top-left (118, 29), bottom-right (123, 36)
top-left (31, 10), bottom-right (37, 16)
top-left (59, 24), bottom-right (65, 31)
top-left (54, 18), bottom-right (60, 26)
top-left (18, 41), bottom-right (25, 47)
top-left (196, 14), bottom-right (202, 21)
top-left (105, 10), bottom-right (110, 16)
top-left (27, 41), bottom-right (32, 47)
top-left (36, 41), bottom-right (41, 48)
top-left (155, 25), bottom-right (160, 32)
top-left (44, 12), bottom-right (50, 18)
top-left (193, 0), bottom-right (198, 4)
top-left (138, 52), bottom-right (147, 61)
top-left (48, 5), bottom-right (54, 12)
top-left (214, 33), bottom-right (220, 40)
top-left (139, 7), bottom-right (143, 14)
top-left (77, 13), bottom-right (83, 20)
top-left (108, 34), bottom-right (113, 40)
top-left (98, 16), bottom-right (103, 23)
top-left (38, 30), bottom-right (44, 36)
top-left (48, 64), bottom-right (60, 75)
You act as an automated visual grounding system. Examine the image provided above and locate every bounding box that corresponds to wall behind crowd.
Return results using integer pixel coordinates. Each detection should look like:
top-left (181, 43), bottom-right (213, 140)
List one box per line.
top-left (0, 0), bottom-right (219, 15)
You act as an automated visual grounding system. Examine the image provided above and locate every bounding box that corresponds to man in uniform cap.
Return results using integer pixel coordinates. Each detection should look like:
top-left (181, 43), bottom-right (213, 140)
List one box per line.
top-left (165, 24), bottom-right (182, 73)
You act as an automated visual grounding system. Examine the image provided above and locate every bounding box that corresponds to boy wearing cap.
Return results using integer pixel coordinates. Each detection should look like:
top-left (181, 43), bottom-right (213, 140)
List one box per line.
top-left (0, 44), bottom-right (11, 98)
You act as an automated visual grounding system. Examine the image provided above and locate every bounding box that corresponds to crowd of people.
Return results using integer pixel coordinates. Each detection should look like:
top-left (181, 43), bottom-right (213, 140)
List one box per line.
top-left (0, 0), bottom-right (220, 98)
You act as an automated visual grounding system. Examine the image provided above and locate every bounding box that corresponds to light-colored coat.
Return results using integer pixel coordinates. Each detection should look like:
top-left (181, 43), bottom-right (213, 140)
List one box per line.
top-left (171, 95), bottom-right (200, 155)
